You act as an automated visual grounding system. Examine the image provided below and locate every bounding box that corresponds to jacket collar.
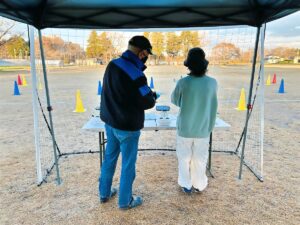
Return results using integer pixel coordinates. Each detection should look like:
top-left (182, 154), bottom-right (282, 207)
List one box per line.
top-left (121, 50), bottom-right (147, 71)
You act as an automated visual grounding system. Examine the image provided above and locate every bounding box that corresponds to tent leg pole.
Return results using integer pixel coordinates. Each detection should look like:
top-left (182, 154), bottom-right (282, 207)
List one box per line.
top-left (38, 29), bottom-right (62, 185)
top-left (28, 25), bottom-right (43, 184)
top-left (238, 26), bottom-right (261, 180)
top-left (259, 24), bottom-right (266, 181)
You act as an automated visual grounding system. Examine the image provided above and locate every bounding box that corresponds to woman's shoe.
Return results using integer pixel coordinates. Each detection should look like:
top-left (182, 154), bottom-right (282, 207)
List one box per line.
top-left (181, 186), bottom-right (192, 194)
top-left (192, 187), bottom-right (201, 193)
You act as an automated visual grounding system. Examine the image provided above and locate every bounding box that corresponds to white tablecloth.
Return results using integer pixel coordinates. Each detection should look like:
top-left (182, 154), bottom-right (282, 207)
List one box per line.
top-left (82, 113), bottom-right (230, 132)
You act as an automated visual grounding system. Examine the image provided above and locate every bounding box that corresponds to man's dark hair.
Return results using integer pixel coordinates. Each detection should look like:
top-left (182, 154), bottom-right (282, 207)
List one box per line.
top-left (184, 47), bottom-right (209, 77)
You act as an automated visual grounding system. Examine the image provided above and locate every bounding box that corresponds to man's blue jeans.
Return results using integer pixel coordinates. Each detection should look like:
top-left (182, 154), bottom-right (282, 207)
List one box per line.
top-left (99, 124), bottom-right (141, 208)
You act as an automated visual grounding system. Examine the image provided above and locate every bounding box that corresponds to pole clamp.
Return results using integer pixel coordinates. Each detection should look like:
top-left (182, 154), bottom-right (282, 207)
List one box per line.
top-left (47, 106), bottom-right (53, 111)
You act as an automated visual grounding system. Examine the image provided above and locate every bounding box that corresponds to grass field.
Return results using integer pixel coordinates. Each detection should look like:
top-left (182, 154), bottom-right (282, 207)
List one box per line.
top-left (0, 65), bottom-right (299, 225)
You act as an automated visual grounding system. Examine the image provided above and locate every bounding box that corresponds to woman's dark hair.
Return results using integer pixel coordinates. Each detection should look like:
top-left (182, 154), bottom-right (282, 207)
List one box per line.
top-left (184, 47), bottom-right (209, 77)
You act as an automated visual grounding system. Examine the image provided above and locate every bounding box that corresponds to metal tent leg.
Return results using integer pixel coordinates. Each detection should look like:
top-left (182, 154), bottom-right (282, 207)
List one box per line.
top-left (259, 24), bottom-right (266, 181)
top-left (38, 29), bottom-right (62, 185)
top-left (28, 25), bottom-right (43, 184)
top-left (207, 132), bottom-right (214, 178)
top-left (238, 26), bottom-right (261, 180)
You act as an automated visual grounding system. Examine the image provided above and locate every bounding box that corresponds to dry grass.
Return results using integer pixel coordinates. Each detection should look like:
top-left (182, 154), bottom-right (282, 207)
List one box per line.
top-left (0, 65), bottom-right (299, 225)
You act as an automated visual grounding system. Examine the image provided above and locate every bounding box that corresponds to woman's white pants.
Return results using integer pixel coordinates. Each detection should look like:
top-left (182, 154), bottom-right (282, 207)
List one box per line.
top-left (176, 135), bottom-right (210, 191)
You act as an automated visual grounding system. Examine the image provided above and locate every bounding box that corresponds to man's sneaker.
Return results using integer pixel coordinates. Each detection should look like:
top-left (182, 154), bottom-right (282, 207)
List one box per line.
top-left (181, 187), bottom-right (192, 194)
top-left (119, 196), bottom-right (143, 210)
top-left (100, 187), bottom-right (117, 203)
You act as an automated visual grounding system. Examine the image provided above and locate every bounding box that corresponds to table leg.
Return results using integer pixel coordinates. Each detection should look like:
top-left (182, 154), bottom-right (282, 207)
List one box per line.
top-left (101, 131), bottom-right (105, 159)
top-left (207, 132), bottom-right (214, 178)
top-left (99, 132), bottom-right (103, 167)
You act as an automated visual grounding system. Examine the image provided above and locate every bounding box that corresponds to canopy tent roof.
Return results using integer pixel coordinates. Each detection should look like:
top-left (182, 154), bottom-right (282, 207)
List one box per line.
top-left (0, 0), bottom-right (299, 30)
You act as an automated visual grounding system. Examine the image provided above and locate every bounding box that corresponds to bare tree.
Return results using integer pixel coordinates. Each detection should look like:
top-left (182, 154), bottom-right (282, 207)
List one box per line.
top-left (108, 32), bottom-right (126, 58)
top-left (0, 19), bottom-right (15, 46)
top-left (211, 42), bottom-right (241, 64)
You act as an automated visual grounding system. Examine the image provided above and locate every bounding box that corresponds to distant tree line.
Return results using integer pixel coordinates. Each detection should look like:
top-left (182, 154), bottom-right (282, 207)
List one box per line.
top-left (0, 28), bottom-right (298, 65)
top-left (0, 34), bottom-right (84, 63)
top-left (265, 47), bottom-right (299, 59)
top-left (82, 30), bottom-right (202, 65)
top-left (143, 31), bottom-right (200, 64)
top-left (34, 36), bottom-right (84, 64)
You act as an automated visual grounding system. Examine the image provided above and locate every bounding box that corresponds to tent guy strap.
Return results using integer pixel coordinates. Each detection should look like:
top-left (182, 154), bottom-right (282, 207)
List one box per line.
top-left (0, 0), bottom-right (299, 29)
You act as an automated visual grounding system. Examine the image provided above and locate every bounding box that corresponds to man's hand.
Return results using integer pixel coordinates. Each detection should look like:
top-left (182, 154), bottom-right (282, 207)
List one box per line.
top-left (153, 91), bottom-right (161, 100)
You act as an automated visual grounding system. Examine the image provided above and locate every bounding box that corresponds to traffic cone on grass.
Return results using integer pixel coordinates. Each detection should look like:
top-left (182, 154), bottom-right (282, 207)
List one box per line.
top-left (13, 81), bottom-right (21, 96)
top-left (73, 90), bottom-right (86, 112)
top-left (22, 75), bottom-right (28, 86)
top-left (236, 88), bottom-right (247, 111)
top-left (278, 79), bottom-right (285, 94)
top-left (150, 77), bottom-right (154, 89)
top-left (272, 73), bottom-right (277, 84)
top-left (97, 81), bottom-right (102, 95)
top-left (38, 78), bottom-right (43, 90)
top-left (266, 74), bottom-right (271, 86)
top-left (17, 74), bottom-right (22, 85)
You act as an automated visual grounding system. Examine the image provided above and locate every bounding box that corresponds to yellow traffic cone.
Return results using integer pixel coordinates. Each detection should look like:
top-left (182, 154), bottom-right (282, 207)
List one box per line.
top-left (38, 78), bottom-right (43, 90)
top-left (73, 90), bottom-right (86, 113)
top-left (266, 74), bottom-right (271, 86)
top-left (236, 88), bottom-right (247, 111)
top-left (22, 75), bottom-right (28, 86)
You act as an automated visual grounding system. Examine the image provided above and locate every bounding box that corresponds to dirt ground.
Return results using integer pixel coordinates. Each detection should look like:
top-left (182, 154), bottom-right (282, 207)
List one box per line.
top-left (0, 65), bottom-right (299, 225)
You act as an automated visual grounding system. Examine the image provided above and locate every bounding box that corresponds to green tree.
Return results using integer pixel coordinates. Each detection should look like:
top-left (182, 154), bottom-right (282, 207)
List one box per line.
top-left (86, 30), bottom-right (101, 58)
top-left (166, 32), bottom-right (181, 64)
top-left (150, 32), bottom-right (164, 64)
top-left (180, 31), bottom-right (200, 58)
top-left (6, 36), bottom-right (29, 59)
top-left (143, 32), bottom-right (151, 39)
top-left (99, 32), bottom-right (114, 62)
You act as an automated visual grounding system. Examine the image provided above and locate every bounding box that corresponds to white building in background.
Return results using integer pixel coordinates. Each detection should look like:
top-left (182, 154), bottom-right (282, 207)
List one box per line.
top-left (0, 59), bottom-right (64, 67)
top-left (36, 59), bottom-right (64, 67)
top-left (0, 59), bottom-right (30, 66)
top-left (294, 56), bottom-right (300, 64)
top-left (265, 56), bottom-right (280, 64)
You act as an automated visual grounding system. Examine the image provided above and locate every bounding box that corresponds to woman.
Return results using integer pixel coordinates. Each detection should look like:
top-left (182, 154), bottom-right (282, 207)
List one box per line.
top-left (171, 47), bottom-right (218, 193)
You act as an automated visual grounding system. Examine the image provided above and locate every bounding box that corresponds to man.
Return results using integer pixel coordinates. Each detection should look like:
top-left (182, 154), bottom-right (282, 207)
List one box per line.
top-left (99, 36), bottom-right (158, 209)
top-left (171, 47), bottom-right (218, 194)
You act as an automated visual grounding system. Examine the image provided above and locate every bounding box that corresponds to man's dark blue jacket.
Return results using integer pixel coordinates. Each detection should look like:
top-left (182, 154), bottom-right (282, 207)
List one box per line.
top-left (100, 50), bottom-right (156, 131)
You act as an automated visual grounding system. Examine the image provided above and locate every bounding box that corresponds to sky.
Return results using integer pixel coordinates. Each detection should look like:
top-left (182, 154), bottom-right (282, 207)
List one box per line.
top-left (1, 11), bottom-right (300, 51)
top-left (265, 11), bottom-right (300, 48)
